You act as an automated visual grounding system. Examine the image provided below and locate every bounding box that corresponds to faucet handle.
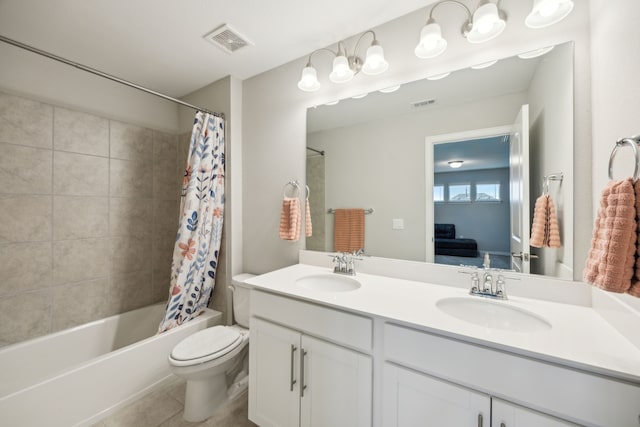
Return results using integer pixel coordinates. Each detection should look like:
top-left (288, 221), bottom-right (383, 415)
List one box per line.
top-left (496, 275), bottom-right (507, 298)
top-left (470, 272), bottom-right (480, 292)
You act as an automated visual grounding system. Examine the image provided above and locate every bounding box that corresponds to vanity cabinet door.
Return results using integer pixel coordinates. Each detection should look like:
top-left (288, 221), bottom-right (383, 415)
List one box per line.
top-left (383, 363), bottom-right (490, 427)
top-left (492, 399), bottom-right (580, 427)
top-left (249, 317), bottom-right (301, 427)
top-left (300, 334), bottom-right (372, 427)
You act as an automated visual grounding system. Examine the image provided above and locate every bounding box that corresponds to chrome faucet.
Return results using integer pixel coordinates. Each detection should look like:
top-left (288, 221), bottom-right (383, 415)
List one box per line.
top-left (462, 266), bottom-right (508, 300)
top-left (332, 249), bottom-right (364, 276)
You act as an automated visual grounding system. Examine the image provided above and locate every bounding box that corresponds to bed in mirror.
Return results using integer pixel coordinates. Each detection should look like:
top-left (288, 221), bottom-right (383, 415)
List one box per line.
top-left (306, 42), bottom-right (574, 280)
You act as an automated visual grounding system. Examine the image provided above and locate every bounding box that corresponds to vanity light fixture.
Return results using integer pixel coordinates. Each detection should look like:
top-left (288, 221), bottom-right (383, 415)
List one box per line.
top-left (471, 59), bottom-right (499, 69)
top-left (518, 45), bottom-right (554, 59)
top-left (448, 160), bottom-right (464, 168)
top-left (297, 30), bottom-right (389, 92)
top-left (525, 0), bottom-right (574, 29)
top-left (325, 100), bottom-right (340, 106)
top-left (415, 0), bottom-right (506, 60)
top-left (352, 93), bottom-right (368, 99)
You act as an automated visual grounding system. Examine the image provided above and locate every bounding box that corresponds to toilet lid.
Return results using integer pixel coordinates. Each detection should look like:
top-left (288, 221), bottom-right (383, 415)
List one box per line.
top-left (171, 326), bottom-right (242, 362)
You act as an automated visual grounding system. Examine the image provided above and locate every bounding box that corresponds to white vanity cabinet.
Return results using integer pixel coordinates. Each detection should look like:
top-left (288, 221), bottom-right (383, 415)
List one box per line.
top-left (383, 363), bottom-right (577, 427)
top-left (383, 323), bottom-right (640, 427)
top-left (249, 290), bottom-right (373, 427)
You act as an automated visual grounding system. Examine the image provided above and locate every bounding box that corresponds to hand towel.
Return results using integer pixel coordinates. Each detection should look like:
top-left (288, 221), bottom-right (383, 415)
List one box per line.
top-left (530, 195), bottom-right (561, 248)
top-left (583, 179), bottom-right (637, 293)
top-left (334, 208), bottom-right (364, 253)
top-left (630, 180), bottom-right (640, 297)
top-left (279, 197), bottom-right (301, 241)
top-left (305, 199), bottom-right (313, 237)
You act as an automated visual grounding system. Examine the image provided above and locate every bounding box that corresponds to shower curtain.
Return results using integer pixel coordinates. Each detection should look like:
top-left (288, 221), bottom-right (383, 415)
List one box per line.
top-left (158, 112), bottom-right (225, 332)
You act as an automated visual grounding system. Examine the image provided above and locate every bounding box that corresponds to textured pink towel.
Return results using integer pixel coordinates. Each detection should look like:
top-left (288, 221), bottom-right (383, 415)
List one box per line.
top-left (630, 180), bottom-right (640, 297)
top-left (305, 199), bottom-right (312, 238)
top-left (530, 195), bottom-right (561, 248)
top-left (583, 179), bottom-right (637, 293)
top-left (279, 197), bottom-right (301, 241)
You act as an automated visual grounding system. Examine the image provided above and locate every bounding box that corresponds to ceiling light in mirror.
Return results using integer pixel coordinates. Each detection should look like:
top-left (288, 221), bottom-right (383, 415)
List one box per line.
top-left (518, 45), bottom-right (554, 59)
top-left (471, 59), bottom-right (499, 69)
top-left (379, 85), bottom-right (401, 93)
top-left (352, 93), bottom-right (368, 99)
top-left (448, 160), bottom-right (464, 168)
top-left (324, 100), bottom-right (340, 106)
top-left (467, 2), bottom-right (507, 43)
top-left (526, 0), bottom-right (574, 28)
top-left (427, 72), bottom-right (451, 81)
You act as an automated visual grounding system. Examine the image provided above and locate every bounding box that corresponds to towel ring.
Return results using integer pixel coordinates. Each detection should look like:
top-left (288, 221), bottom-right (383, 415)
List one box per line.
top-left (608, 136), bottom-right (640, 182)
top-left (283, 180), bottom-right (300, 198)
top-left (305, 185), bottom-right (310, 200)
top-left (543, 172), bottom-right (563, 195)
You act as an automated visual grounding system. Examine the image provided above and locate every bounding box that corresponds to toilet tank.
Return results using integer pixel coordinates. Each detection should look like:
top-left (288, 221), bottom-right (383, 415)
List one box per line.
top-left (231, 274), bottom-right (254, 328)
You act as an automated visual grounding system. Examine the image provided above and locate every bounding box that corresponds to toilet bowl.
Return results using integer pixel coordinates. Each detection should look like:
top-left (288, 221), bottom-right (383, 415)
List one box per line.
top-left (168, 274), bottom-right (254, 422)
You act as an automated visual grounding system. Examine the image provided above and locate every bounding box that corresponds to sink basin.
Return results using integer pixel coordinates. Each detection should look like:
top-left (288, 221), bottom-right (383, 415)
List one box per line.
top-left (436, 297), bottom-right (552, 332)
top-left (296, 274), bottom-right (361, 292)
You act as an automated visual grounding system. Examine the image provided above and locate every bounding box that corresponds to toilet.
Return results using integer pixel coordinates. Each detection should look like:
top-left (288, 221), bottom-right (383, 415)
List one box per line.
top-left (168, 273), bottom-right (254, 422)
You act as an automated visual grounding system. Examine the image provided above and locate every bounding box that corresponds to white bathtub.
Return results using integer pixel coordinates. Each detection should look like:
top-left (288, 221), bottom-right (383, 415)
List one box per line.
top-left (0, 303), bottom-right (222, 427)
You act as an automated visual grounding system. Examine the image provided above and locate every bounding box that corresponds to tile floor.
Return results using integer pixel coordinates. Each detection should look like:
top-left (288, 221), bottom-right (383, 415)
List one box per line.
top-left (92, 376), bottom-right (258, 427)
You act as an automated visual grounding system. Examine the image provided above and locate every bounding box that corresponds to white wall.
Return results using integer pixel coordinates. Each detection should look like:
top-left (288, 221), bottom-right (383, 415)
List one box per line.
top-left (528, 43), bottom-right (574, 279)
top-left (242, 0), bottom-right (591, 276)
top-left (0, 43), bottom-right (180, 133)
top-left (590, 0), bottom-right (640, 311)
top-left (307, 92), bottom-right (526, 261)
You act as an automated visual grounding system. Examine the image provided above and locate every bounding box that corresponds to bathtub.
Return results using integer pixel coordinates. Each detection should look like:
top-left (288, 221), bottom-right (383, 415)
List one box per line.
top-left (0, 303), bottom-right (222, 427)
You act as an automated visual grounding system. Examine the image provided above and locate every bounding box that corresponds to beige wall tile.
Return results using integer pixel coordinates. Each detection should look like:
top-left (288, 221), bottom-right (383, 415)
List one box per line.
top-left (153, 131), bottom-right (178, 200)
top-left (54, 107), bottom-right (109, 156)
top-left (0, 195), bottom-right (52, 243)
top-left (0, 241), bottom-right (51, 297)
top-left (0, 143), bottom-right (52, 194)
top-left (54, 151), bottom-right (109, 196)
top-left (176, 132), bottom-right (190, 199)
top-left (0, 92), bottom-right (53, 149)
top-left (110, 236), bottom-right (151, 274)
top-left (51, 278), bottom-right (109, 331)
top-left (53, 196), bottom-right (108, 240)
top-left (107, 269), bottom-right (152, 314)
top-left (152, 237), bottom-right (174, 304)
top-left (110, 158), bottom-right (152, 198)
top-left (109, 197), bottom-right (153, 238)
top-left (0, 290), bottom-right (51, 343)
top-left (154, 199), bottom-right (178, 239)
top-left (53, 238), bottom-right (110, 285)
top-left (110, 121), bottom-right (153, 161)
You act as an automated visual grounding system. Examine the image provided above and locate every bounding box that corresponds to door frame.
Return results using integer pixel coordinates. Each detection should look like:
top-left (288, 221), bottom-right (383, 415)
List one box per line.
top-left (425, 125), bottom-right (512, 263)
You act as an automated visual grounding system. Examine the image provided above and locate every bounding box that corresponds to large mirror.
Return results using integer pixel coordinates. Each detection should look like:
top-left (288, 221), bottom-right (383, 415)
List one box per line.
top-left (306, 42), bottom-right (574, 280)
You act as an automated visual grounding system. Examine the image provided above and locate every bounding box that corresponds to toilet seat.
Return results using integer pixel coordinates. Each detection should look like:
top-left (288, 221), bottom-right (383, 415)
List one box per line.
top-left (170, 326), bottom-right (243, 366)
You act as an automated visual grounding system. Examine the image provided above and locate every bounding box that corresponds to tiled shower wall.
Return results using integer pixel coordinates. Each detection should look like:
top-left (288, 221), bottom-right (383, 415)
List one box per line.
top-left (0, 91), bottom-right (181, 346)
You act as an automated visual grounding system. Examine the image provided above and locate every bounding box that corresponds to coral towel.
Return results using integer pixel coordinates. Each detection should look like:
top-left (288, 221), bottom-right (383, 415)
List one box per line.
top-left (334, 209), bottom-right (364, 252)
top-left (631, 180), bottom-right (640, 297)
top-left (530, 195), bottom-right (561, 248)
top-left (583, 179), bottom-right (637, 293)
top-left (305, 199), bottom-right (312, 237)
top-left (279, 197), bottom-right (301, 241)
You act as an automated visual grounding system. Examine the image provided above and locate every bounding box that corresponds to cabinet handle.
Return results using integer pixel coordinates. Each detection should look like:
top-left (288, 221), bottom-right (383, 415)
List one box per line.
top-left (290, 345), bottom-right (297, 391)
top-left (477, 414), bottom-right (483, 427)
top-left (300, 348), bottom-right (308, 397)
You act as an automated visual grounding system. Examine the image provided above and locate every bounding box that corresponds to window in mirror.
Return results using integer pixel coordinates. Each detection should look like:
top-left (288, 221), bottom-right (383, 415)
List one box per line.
top-left (434, 185), bottom-right (445, 202)
top-left (476, 182), bottom-right (501, 201)
top-left (449, 184), bottom-right (471, 202)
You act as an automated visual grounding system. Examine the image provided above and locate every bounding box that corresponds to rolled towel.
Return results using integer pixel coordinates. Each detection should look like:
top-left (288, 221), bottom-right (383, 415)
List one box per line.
top-left (305, 199), bottom-right (312, 237)
top-left (279, 197), bottom-right (301, 241)
top-left (530, 195), bottom-right (549, 248)
top-left (583, 179), bottom-right (637, 293)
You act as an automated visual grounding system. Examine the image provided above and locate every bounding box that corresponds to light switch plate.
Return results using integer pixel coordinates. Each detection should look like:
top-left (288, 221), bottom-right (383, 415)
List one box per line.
top-left (392, 218), bottom-right (404, 230)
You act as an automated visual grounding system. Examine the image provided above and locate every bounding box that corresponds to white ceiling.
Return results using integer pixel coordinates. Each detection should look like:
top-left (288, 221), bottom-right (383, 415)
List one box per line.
top-left (0, 0), bottom-right (432, 98)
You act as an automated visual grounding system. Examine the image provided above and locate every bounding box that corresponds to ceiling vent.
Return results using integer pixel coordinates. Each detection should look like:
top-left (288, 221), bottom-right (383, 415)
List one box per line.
top-left (204, 24), bottom-right (252, 54)
top-left (411, 98), bottom-right (436, 108)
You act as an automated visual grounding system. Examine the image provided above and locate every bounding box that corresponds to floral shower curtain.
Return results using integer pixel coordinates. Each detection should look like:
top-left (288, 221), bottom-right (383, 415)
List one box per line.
top-left (158, 112), bottom-right (225, 332)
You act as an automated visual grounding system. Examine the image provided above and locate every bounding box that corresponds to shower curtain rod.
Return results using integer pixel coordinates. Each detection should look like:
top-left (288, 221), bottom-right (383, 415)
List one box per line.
top-left (0, 34), bottom-right (224, 119)
top-left (306, 146), bottom-right (325, 156)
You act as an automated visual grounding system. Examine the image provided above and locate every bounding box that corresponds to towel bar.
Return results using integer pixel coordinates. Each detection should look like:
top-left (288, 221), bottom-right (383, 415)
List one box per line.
top-left (542, 172), bottom-right (563, 194)
top-left (327, 208), bottom-right (374, 214)
top-left (608, 135), bottom-right (640, 181)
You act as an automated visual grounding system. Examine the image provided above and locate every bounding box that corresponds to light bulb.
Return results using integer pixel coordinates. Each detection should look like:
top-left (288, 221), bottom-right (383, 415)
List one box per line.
top-left (539, 0), bottom-right (560, 17)
top-left (415, 22), bottom-right (447, 59)
top-left (362, 43), bottom-right (389, 75)
top-left (329, 55), bottom-right (354, 83)
top-left (467, 3), bottom-right (506, 43)
top-left (526, 0), bottom-right (574, 28)
top-left (297, 65), bottom-right (320, 92)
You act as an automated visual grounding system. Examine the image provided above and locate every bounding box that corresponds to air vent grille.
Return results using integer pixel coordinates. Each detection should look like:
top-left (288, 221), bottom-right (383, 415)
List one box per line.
top-left (204, 24), bottom-right (252, 54)
top-left (411, 99), bottom-right (437, 108)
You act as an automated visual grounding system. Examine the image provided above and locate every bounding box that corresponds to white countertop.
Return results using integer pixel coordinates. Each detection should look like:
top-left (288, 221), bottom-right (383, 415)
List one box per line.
top-left (246, 263), bottom-right (640, 384)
